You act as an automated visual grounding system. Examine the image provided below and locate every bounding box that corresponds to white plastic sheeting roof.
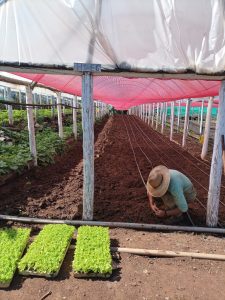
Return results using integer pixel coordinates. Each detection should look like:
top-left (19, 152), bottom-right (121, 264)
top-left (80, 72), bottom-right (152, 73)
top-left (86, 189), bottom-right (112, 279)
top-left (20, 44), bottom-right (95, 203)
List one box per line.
top-left (0, 0), bottom-right (225, 74)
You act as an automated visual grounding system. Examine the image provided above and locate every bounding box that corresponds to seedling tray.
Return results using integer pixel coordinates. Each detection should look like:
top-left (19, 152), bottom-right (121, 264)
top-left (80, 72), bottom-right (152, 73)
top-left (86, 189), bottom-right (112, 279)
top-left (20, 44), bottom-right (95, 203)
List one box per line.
top-left (74, 271), bottom-right (111, 279)
top-left (19, 242), bottom-right (71, 278)
top-left (18, 224), bottom-right (75, 278)
top-left (0, 228), bottom-right (31, 289)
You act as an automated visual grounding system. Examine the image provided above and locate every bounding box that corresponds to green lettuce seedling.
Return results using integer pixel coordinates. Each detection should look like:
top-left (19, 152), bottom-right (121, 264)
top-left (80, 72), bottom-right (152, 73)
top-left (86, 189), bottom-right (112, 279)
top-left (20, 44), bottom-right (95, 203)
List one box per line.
top-left (0, 228), bottom-right (31, 286)
top-left (18, 224), bottom-right (74, 275)
top-left (73, 226), bottom-right (112, 275)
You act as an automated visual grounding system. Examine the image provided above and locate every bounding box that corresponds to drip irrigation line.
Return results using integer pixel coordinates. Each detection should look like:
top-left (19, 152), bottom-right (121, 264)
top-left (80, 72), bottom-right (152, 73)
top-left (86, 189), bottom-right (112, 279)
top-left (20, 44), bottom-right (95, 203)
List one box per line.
top-left (0, 100), bottom-right (80, 109)
top-left (128, 117), bottom-right (198, 226)
top-left (141, 118), bottom-right (225, 205)
top-left (126, 116), bottom-right (154, 169)
top-left (132, 117), bottom-right (211, 194)
top-left (122, 116), bottom-right (146, 187)
top-left (128, 116), bottom-right (223, 226)
top-left (124, 116), bottom-right (195, 227)
top-left (148, 117), bottom-right (225, 191)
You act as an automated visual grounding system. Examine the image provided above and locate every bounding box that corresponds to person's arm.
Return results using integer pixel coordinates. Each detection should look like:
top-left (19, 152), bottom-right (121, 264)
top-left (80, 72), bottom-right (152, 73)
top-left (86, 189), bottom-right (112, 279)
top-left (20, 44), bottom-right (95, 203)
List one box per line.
top-left (147, 192), bottom-right (159, 213)
top-left (154, 185), bottom-right (188, 218)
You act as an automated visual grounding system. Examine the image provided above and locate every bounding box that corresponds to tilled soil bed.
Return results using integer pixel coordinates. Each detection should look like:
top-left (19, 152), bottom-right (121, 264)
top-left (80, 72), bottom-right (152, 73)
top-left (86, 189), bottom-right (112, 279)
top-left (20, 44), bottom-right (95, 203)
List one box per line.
top-left (0, 115), bottom-right (225, 226)
top-left (1, 115), bottom-right (225, 300)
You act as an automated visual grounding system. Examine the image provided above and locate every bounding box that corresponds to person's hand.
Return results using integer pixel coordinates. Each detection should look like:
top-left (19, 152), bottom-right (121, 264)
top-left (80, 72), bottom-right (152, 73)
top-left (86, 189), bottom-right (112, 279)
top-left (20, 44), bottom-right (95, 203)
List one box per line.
top-left (155, 209), bottom-right (166, 218)
top-left (151, 202), bottom-right (159, 213)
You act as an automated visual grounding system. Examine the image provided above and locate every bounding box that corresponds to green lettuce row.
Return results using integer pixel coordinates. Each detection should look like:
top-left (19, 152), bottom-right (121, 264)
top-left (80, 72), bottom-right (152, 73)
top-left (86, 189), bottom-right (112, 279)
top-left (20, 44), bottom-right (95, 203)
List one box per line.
top-left (73, 226), bottom-right (112, 275)
top-left (0, 228), bottom-right (31, 285)
top-left (18, 224), bottom-right (75, 275)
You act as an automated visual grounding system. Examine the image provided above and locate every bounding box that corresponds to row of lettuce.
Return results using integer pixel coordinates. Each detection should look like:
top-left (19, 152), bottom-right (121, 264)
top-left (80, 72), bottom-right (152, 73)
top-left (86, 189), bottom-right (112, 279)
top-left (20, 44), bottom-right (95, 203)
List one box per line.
top-left (0, 109), bottom-right (82, 176)
top-left (0, 225), bottom-right (112, 287)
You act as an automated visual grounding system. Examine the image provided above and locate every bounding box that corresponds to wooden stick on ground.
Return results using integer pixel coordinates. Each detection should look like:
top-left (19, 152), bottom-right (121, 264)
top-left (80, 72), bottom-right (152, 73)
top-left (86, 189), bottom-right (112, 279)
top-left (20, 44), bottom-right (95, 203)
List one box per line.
top-left (111, 247), bottom-right (225, 261)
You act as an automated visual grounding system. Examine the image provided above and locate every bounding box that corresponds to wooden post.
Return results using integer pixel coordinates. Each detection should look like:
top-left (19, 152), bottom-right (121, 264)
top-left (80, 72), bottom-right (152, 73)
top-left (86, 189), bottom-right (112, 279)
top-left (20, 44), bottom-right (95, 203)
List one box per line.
top-left (170, 101), bottom-right (175, 141)
top-left (201, 97), bottom-right (214, 160)
top-left (51, 96), bottom-right (55, 118)
top-left (82, 72), bottom-right (94, 220)
top-left (148, 104), bottom-right (152, 125)
top-left (160, 103), bottom-right (163, 123)
top-left (6, 87), bottom-right (13, 125)
top-left (74, 63), bottom-right (101, 221)
top-left (161, 103), bottom-right (166, 134)
top-left (151, 103), bottom-right (155, 126)
top-left (19, 90), bottom-right (22, 110)
top-left (199, 99), bottom-right (205, 136)
top-left (73, 96), bottom-right (78, 139)
top-left (62, 97), bottom-right (65, 116)
top-left (182, 99), bottom-right (191, 147)
top-left (26, 86), bottom-right (37, 166)
top-left (207, 82), bottom-right (225, 227)
top-left (57, 92), bottom-right (63, 139)
top-left (155, 103), bottom-right (160, 130)
top-left (177, 100), bottom-right (181, 132)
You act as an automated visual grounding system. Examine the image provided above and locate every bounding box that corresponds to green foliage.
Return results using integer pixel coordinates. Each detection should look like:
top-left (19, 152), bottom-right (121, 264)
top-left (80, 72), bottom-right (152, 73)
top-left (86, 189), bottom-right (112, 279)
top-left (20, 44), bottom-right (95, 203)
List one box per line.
top-left (0, 129), bottom-right (31, 175)
top-left (18, 224), bottom-right (75, 275)
top-left (0, 228), bottom-right (31, 284)
top-left (0, 125), bottom-right (75, 174)
top-left (0, 109), bottom-right (74, 126)
top-left (73, 226), bottom-right (112, 275)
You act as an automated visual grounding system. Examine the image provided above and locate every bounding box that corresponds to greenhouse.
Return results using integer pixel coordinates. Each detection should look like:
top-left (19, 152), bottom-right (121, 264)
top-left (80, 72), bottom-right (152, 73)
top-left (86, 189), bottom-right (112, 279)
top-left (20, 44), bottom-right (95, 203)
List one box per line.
top-left (0, 1), bottom-right (225, 299)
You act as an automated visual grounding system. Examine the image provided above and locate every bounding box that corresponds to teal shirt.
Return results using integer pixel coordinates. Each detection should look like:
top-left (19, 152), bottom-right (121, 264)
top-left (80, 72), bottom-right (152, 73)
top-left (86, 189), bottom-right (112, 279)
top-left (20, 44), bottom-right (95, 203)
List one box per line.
top-left (167, 170), bottom-right (193, 212)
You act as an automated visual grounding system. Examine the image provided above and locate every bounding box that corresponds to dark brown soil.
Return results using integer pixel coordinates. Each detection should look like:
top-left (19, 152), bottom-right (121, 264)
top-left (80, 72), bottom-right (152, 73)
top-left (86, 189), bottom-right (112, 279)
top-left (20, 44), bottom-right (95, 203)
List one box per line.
top-left (1, 115), bottom-right (225, 300)
top-left (1, 229), bottom-right (225, 300)
top-left (0, 115), bottom-right (225, 225)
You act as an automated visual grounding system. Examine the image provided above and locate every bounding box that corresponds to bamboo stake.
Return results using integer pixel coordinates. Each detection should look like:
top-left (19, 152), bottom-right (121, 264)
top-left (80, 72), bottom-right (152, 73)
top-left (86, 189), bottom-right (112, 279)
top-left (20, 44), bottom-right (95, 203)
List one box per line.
top-left (111, 247), bottom-right (225, 261)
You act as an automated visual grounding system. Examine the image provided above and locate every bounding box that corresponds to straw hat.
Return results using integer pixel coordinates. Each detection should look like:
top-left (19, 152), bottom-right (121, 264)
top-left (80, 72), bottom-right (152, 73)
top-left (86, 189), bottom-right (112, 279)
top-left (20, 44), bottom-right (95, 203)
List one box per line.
top-left (146, 165), bottom-right (170, 197)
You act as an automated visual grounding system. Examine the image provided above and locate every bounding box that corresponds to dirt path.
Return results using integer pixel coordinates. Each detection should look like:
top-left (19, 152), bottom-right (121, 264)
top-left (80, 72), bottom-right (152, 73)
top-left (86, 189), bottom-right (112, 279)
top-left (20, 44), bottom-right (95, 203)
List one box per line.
top-left (1, 228), bottom-right (225, 300)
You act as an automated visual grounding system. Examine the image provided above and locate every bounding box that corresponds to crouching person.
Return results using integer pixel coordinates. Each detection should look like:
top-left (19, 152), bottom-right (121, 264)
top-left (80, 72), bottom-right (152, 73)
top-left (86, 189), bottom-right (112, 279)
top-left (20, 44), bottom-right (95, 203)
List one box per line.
top-left (147, 165), bottom-right (196, 223)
